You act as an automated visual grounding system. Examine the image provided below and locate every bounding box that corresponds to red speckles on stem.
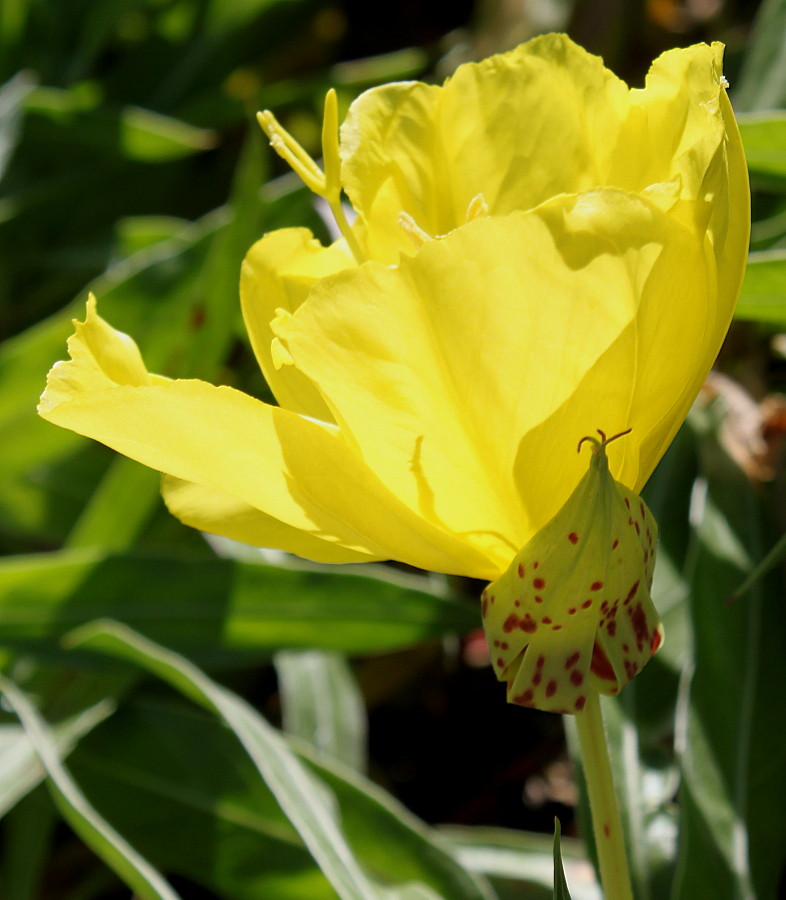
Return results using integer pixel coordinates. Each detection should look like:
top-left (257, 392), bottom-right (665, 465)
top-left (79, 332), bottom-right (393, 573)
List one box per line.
top-left (575, 695), bottom-right (586, 711)
top-left (546, 680), bottom-right (558, 697)
top-left (581, 599), bottom-right (593, 609)
top-left (542, 616), bottom-right (552, 624)
top-left (534, 595), bottom-right (543, 604)
top-left (612, 538), bottom-right (619, 550)
top-left (624, 498), bottom-right (630, 510)
top-left (568, 607), bottom-right (577, 615)
top-left (624, 581), bottom-right (640, 605)
top-left (533, 577), bottom-right (545, 590)
top-left (481, 597), bottom-right (488, 618)
top-left (565, 652), bottom-right (580, 669)
top-left (603, 824), bottom-right (611, 838)
top-left (496, 657), bottom-right (504, 668)
top-left (590, 581), bottom-right (603, 591)
top-left (533, 671), bottom-right (542, 686)
top-left (536, 655), bottom-right (545, 669)
top-left (552, 624), bottom-right (562, 631)
top-left (568, 532), bottom-right (579, 544)
top-left (607, 620), bottom-right (617, 637)
top-left (590, 641), bottom-right (616, 681)
top-left (533, 561), bottom-right (539, 569)
top-left (639, 500), bottom-right (646, 520)
top-left (503, 614), bottom-right (518, 633)
top-left (517, 562), bottom-right (525, 578)
top-left (570, 669), bottom-right (584, 686)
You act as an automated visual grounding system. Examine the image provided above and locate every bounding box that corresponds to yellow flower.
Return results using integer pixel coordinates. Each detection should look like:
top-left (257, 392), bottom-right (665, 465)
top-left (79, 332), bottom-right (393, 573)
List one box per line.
top-left (39, 35), bottom-right (748, 710)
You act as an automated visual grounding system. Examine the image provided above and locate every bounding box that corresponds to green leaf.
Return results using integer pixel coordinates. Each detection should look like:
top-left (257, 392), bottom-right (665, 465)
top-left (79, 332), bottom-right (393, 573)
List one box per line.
top-left (70, 697), bottom-right (335, 900)
top-left (733, 0), bottom-right (786, 112)
top-left (66, 620), bottom-right (492, 900)
top-left (738, 112), bottom-right (786, 182)
top-left (70, 695), bottom-right (496, 900)
top-left (276, 650), bottom-right (368, 771)
top-left (23, 88), bottom-right (217, 162)
top-left (733, 250), bottom-right (786, 325)
top-left (64, 458), bottom-right (163, 551)
top-left (66, 622), bottom-right (383, 900)
top-left (0, 787), bottom-right (56, 900)
top-left (0, 676), bottom-right (181, 900)
top-left (120, 105), bottom-right (217, 162)
top-left (553, 819), bottom-right (572, 900)
top-left (0, 72), bottom-right (34, 179)
top-left (0, 218), bottom-right (213, 546)
top-left (671, 412), bottom-right (786, 899)
top-left (177, 124), bottom-right (267, 381)
top-left (440, 825), bottom-right (599, 900)
top-left (439, 825), bottom-right (601, 900)
top-left (0, 698), bottom-right (114, 818)
top-left (0, 549), bottom-right (476, 664)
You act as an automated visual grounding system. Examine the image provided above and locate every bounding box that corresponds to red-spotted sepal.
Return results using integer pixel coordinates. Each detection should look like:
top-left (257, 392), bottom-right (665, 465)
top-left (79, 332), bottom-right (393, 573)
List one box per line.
top-left (481, 431), bottom-right (663, 714)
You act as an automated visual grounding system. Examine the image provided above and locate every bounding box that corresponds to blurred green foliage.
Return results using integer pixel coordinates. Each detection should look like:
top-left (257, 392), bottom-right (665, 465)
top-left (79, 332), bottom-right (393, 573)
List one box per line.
top-left (1, 0), bottom-right (786, 898)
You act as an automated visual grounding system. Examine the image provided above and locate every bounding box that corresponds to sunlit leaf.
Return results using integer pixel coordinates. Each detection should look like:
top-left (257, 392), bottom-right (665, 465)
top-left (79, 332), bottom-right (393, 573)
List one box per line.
top-left (734, 250), bottom-right (786, 325)
top-left (739, 112), bottom-right (786, 181)
top-left (0, 698), bottom-right (114, 818)
top-left (66, 620), bottom-right (492, 900)
top-left (0, 549), bottom-right (475, 664)
top-left (276, 650), bottom-right (368, 771)
top-left (71, 695), bottom-right (496, 900)
top-left (671, 412), bottom-right (786, 899)
top-left (0, 677), bottom-right (180, 900)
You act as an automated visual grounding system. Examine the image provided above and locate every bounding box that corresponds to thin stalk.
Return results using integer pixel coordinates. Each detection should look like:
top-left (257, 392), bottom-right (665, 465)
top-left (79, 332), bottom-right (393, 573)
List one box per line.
top-left (574, 692), bottom-right (633, 900)
top-left (327, 196), bottom-right (364, 264)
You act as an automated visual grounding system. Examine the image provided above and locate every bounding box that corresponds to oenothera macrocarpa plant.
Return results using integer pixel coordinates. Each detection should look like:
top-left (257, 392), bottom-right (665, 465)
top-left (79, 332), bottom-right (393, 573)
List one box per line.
top-left (39, 34), bottom-right (749, 899)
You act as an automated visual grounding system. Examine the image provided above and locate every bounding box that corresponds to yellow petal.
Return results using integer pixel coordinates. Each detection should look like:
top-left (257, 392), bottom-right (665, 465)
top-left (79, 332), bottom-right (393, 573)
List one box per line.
top-left (275, 189), bottom-right (711, 564)
top-left (482, 434), bottom-right (662, 714)
top-left (340, 35), bottom-right (738, 264)
top-left (614, 44), bottom-right (750, 379)
top-left (240, 227), bottom-right (354, 419)
top-left (161, 476), bottom-right (377, 564)
top-left (39, 303), bottom-right (497, 577)
top-left (38, 295), bottom-right (153, 416)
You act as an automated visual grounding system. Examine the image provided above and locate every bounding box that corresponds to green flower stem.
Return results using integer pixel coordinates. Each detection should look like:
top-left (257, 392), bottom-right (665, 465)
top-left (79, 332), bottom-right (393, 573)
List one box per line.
top-left (574, 692), bottom-right (633, 900)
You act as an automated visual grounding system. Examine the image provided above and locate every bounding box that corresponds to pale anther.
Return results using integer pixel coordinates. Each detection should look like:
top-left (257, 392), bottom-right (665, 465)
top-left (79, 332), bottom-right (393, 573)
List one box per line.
top-left (466, 193), bottom-right (489, 221)
top-left (398, 211), bottom-right (434, 248)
